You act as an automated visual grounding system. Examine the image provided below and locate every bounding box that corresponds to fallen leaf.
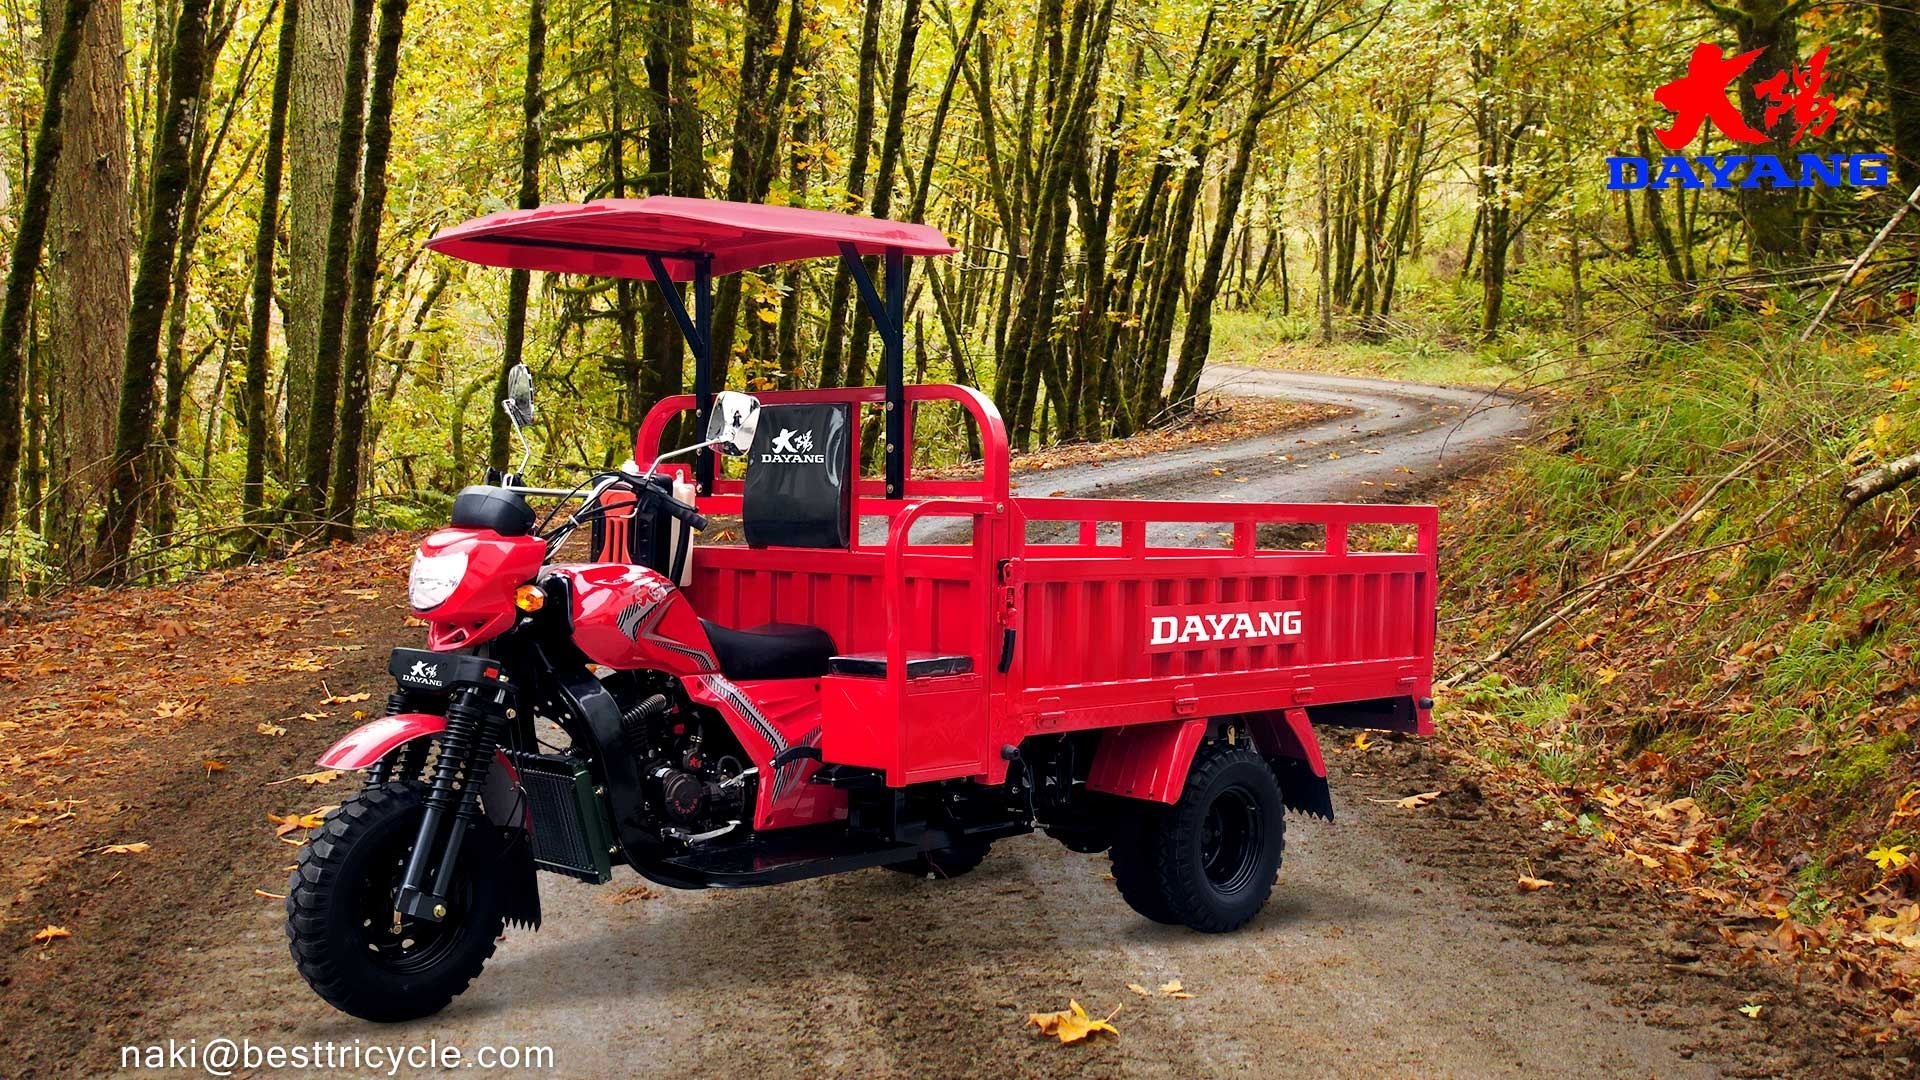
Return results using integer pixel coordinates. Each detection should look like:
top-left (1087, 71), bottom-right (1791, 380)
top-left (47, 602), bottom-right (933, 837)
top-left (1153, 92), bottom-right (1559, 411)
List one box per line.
top-left (1125, 983), bottom-right (1151, 997)
top-left (1517, 876), bottom-right (1555, 892)
top-left (1738, 1003), bottom-right (1763, 1018)
top-left (318, 691), bottom-right (372, 706)
top-left (1026, 1000), bottom-right (1120, 1044)
top-left (202, 760), bottom-right (226, 777)
top-left (269, 812), bottom-right (327, 836)
top-left (268, 770), bottom-right (341, 786)
top-left (1157, 979), bottom-right (1184, 995)
top-left (31, 925), bottom-right (71, 943)
top-left (1395, 791), bottom-right (1440, 810)
top-left (256, 722), bottom-right (287, 737)
top-left (1867, 844), bottom-right (1911, 871)
top-left (1352, 733), bottom-right (1373, 751)
top-left (97, 842), bottom-right (150, 855)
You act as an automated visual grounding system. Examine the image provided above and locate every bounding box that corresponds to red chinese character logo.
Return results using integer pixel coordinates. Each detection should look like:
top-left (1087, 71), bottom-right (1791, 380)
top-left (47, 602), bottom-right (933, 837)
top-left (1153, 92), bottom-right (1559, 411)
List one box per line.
top-left (1755, 45), bottom-right (1837, 146)
top-left (1653, 42), bottom-right (1766, 150)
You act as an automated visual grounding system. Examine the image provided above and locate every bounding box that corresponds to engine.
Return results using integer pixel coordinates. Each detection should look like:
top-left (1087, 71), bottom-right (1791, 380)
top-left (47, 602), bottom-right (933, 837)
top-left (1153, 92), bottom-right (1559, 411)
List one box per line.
top-left (608, 676), bottom-right (753, 842)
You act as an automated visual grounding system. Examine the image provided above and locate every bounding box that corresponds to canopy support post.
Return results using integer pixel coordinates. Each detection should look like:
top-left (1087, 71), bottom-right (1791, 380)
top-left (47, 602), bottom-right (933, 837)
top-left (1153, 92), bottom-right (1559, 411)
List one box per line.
top-left (693, 256), bottom-right (714, 494)
top-left (646, 253), bottom-right (716, 493)
top-left (837, 242), bottom-right (908, 498)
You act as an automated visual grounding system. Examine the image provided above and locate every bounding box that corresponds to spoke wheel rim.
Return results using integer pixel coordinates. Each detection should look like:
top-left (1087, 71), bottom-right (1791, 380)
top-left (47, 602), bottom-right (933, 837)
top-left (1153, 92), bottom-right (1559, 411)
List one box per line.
top-left (1198, 785), bottom-right (1262, 896)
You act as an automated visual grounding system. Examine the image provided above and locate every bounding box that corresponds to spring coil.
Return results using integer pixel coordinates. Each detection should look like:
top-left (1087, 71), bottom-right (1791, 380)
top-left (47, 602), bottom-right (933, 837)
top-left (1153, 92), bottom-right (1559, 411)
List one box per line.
top-left (422, 693), bottom-right (483, 816)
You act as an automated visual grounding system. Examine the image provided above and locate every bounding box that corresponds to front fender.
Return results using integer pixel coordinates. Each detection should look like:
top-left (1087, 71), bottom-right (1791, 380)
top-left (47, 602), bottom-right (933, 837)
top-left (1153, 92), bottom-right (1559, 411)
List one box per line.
top-left (316, 712), bottom-right (447, 770)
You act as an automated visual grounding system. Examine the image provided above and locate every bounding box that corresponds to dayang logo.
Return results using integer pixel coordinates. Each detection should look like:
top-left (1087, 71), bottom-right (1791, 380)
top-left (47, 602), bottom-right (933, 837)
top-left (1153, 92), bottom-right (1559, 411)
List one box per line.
top-left (761, 428), bottom-right (824, 465)
top-left (1607, 42), bottom-right (1890, 192)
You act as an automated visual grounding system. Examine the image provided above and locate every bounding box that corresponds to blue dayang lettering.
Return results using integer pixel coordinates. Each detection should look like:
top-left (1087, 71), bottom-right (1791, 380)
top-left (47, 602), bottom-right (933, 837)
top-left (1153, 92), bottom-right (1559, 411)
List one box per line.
top-left (1653, 156), bottom-right (1704, 189)
top-left (1698, 155), bottom-right (1746, 187)
top-left (1604, 156), bottom-right (1650, 190)
top-left (1849, 153), bottom-right (1890, 186)
top-left (1604, 151), bottom-right (1888, 191)
top-left (1797, 153), bottom-right (1843, 187)
top-left (1742, 155), bottom-right (1793, 188)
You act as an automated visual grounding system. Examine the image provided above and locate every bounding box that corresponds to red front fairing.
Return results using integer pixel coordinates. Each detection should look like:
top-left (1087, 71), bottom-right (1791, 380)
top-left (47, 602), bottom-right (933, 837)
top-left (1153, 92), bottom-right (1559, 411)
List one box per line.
top-left (415, 528), bottom-right (546, 651)
top-left (684, 674), bottom-right (846, 830)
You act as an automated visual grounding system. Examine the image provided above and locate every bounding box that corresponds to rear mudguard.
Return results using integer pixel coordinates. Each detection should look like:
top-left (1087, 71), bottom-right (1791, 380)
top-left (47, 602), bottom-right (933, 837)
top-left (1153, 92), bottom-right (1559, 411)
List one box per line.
top-left (1084, 709), bottom-right (1331, 819)
top-left (315, 713), bottom-right (541, 926)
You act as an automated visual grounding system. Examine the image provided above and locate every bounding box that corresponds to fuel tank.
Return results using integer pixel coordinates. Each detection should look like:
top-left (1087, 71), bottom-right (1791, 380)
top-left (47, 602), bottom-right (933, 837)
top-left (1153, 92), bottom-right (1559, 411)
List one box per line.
top-left (550, 563), bottom-right (719, 676)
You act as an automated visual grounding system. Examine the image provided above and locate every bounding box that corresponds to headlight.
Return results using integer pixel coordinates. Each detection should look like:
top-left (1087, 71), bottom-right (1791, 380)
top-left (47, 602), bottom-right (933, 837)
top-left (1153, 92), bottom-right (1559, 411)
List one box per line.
top-left (408, 550), bottom-right (469, 610)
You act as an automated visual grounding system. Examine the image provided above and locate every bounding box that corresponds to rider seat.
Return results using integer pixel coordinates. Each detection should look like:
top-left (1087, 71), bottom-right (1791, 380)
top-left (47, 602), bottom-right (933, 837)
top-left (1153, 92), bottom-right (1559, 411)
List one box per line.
top-left (700, 620), bottom-right (837, 681)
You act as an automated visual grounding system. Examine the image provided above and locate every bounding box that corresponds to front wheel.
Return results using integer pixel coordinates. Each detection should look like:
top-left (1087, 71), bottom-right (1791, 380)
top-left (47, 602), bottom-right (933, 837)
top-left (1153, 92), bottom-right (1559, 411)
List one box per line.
top-left (286, 781), bottom-right (506, 1021)
top-left (1108, 741), bottom-right (1285, 932)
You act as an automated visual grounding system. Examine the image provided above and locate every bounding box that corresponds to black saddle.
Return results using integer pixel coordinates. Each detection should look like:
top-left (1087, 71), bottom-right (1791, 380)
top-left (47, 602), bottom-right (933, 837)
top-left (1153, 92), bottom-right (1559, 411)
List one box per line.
top-left (699, 620), bottom-right (837, 681)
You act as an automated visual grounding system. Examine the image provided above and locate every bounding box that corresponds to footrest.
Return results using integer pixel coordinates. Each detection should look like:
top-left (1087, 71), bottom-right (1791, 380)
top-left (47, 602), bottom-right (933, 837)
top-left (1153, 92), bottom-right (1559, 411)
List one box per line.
top-left (827, 652), bottom-right (974, 679)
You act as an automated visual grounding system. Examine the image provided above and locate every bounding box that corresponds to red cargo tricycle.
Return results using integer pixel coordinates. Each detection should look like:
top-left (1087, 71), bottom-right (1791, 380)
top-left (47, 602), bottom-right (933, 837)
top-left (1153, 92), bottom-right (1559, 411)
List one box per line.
top-left (288, 197), bottom-right (1438, 1021)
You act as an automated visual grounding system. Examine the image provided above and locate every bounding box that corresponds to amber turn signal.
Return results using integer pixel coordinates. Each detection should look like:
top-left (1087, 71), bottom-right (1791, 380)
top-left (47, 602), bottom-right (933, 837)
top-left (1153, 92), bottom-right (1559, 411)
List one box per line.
top-left (514, 584), bottom-right (546, 612)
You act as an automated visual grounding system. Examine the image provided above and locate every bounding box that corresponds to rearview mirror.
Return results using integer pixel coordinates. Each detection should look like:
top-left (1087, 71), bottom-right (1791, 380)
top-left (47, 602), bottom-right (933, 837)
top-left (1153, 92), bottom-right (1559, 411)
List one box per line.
top-left (706, 391), bottom-right (761, 456)
top-left (503, 363), bottom-right (535, 428)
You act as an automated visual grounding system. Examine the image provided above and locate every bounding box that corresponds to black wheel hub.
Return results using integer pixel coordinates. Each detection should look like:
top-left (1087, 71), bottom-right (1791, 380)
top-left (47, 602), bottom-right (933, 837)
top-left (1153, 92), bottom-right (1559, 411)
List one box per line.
top-left (1198, 785), bottom-right (1262, 895)
top-left (355, 826), bottom-right (469, 975)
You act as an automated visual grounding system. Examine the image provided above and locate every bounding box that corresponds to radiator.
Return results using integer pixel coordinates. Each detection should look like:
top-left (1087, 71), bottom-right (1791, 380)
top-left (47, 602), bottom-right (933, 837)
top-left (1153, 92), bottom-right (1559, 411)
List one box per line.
top-left (502, 750), bottom-right (615, 883)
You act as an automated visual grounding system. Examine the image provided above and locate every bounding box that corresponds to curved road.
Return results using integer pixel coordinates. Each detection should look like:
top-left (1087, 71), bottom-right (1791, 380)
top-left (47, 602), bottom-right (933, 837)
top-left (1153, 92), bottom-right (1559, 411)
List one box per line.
top-left (155, 371), bottom-right (1751, 1078)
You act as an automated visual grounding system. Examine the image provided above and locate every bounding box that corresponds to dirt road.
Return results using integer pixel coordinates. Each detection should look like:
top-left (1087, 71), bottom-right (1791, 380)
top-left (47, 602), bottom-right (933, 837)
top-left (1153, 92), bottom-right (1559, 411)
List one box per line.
top-left (122, 370), bottom-right (1896, 1077)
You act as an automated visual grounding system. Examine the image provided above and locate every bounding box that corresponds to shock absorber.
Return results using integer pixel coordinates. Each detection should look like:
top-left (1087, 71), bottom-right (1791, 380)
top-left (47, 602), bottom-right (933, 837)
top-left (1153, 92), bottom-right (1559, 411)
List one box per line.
top-left (366, 690), bottom-right (434, 786)
top-left (394, 688), bottom-right (503, 921)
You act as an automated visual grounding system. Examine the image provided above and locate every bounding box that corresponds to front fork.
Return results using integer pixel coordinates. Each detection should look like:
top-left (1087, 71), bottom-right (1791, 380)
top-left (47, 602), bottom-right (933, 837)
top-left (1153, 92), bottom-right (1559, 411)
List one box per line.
top-left (392, 685), bottom-right (509, 921)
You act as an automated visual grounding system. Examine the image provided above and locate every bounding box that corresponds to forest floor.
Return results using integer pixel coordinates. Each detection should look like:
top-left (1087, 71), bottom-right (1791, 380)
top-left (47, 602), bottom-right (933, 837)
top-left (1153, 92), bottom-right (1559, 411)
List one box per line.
top-left (0, 366), bottom-right (1912, 1077)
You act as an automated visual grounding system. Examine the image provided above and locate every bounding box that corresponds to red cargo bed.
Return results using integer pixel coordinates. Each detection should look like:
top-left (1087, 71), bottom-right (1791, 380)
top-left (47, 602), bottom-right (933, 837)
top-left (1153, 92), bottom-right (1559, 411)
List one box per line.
top-left (634, 385), bottom-right (1437, 787)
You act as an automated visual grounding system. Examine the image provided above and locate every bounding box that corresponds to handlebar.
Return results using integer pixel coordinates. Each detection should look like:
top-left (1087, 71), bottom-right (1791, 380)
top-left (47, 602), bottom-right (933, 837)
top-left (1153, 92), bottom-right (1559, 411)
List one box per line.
top-left (506, 471), bottom-right (706, 553)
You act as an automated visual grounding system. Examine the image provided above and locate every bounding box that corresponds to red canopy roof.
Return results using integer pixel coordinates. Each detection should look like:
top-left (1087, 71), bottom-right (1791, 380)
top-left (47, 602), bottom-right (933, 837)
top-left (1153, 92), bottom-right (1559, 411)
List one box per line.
top-left (426, 196), bottom-right (956, 281)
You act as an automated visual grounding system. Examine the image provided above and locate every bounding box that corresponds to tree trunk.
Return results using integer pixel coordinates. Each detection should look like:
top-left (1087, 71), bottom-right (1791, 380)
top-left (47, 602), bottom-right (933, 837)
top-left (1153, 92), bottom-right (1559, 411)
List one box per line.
top-left (0, 0), bottom-right (96, 545)
top-left (1637, 126), bottom-right (1687, 285)
top-left (296, 0), bottom-right (373, 523)
top-left (41, 0), bottom-right (130, 560)
top-left (815, 0), bottom-right (883, 389)
top-left (1721, 0), bottom-right (1804, 262)
top-left (241, 0), bottom-right (300, 540)
top-left (1170, 44), bottom-right (1277, 412)
top-left (846, 0), bottom-right (921, 391)
top-left (284, 0), bottom-right (354, 477)
top-left (326, 0), bottom-right (408, 540)
top-left (490, 0), bottom-right (545, 472)
top-left (93, 0), bottom-right (213, 580)
top-left (708, 0), bottom-right (784, 387)
top-left (1883, 0), bottom-right (1920, 191)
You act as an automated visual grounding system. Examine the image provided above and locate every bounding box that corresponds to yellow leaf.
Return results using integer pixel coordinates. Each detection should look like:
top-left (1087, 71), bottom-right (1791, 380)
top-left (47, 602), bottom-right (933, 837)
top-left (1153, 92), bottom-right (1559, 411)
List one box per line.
top-left (1126, 983), bottom-right (1151, 997)
top-left (1395, 791), bottom-right (1441, 810)
top-left (269, 812), bottom-right (327, 836)
top-left (1517, 876), bottom-right (1555, 892)
top-left (98, 842), bottom-right (150, 855)
top-left (1157, 980), bottom-right (1183, 995)
top-left (202, 760), bottom-right (226, 777)
top-left (1027, 1000), bottom-right (1119, 1044)
top-left (756, 308), bottom-right (780, 324)
top-left (32, 925), bottom-right (71, 943)
top-left (1738, 1003), bottom-right (1762, 1018)
top-left (1867, 844), bottom-right (1911, 871)
top-left (268, 770), bottom-right (341, 786)
top-left (1594, 666), bottom-right (1620, 687)
top-left (1352, 733), bottom-right (1373, 751)
top-left (257, 722), bottom-right (287, 737)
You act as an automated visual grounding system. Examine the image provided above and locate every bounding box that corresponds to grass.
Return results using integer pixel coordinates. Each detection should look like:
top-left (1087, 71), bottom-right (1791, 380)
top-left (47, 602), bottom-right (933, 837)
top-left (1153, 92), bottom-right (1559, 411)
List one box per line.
top-left (1441, 307), bottom-right (1920, 925)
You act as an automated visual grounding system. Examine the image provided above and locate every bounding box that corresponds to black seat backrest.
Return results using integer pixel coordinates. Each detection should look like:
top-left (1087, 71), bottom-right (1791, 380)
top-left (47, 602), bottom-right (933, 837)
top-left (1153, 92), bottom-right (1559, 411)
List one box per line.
top-left (742, 402), bottom-right (853, 548)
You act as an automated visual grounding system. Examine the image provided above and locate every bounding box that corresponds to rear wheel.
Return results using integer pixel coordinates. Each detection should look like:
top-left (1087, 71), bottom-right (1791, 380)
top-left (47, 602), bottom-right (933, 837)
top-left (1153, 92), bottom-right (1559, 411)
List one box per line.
top-left (1107, 741), bottom-right (1285, 932)
top-left (286, 781), bottom-right (506, 1021)
top-left (884, 841), bottom-right (991, 880)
